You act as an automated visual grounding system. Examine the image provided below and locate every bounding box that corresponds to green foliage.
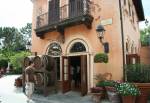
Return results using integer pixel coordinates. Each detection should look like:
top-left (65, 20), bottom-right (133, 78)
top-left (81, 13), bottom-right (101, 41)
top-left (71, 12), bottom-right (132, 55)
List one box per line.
top-left (94, 53), bottom-right (108, 63)
top-left (140, 23), bottom-right (150, 46)
top-left (0, 23), bottom-right (32, 52)
top-left (9, 51), bottom-right (31, 74)
top-left (0, 23), bottom-right (32, 74)
top-left (125, 64), bottom-right (150, 83)
top-left (20, 23), bottom-right (32, 44)
top-left (0, 59), bottom-right (8, 68)
top-left (96, 80), bottom-right (116, 87)
top-left (0, 27), bottom-right (25, 51)
top-left (20, 23), bottom-right (32, 38)
top-left (115, 82), bottom-right (140, 96)
top-left (0, 49), bottom-right (15, 60)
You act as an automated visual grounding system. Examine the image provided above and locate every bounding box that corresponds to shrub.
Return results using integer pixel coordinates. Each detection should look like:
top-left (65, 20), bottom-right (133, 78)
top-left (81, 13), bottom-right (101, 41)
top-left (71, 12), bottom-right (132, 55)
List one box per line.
top-left (9, 51), bottom-right (31, 74)
top-left (94, 53), bottom-right (108, 63)
top-left (96, 80), bottom-right (116, 87)
top-left (125, 64), bottom-right (150, 83)
top-left (0, 59), bottom-right (8, 68)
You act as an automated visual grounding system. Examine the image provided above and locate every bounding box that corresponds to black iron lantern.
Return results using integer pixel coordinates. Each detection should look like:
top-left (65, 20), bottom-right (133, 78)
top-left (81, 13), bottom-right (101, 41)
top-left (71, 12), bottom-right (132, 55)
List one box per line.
top-left (26, 41), bottom-right (31, 51)
top-left (96, 24), bottom-right (105, 40)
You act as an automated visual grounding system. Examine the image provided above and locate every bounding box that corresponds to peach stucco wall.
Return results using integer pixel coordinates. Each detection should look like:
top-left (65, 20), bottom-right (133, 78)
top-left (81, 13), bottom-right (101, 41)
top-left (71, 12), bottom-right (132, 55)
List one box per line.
top-left (31, 0), bottom-right (141, 82)
top-left (123, 0), bottom-right (141, 56)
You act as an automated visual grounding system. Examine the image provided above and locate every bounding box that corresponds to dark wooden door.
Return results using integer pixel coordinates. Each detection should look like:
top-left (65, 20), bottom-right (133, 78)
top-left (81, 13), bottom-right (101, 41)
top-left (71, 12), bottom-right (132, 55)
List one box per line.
top-left (48, 0), bottom-right (60, 24)
top-left (62, 57), bottom-right (71, 93)
top-left (81, 55), bottom-right (87, 96)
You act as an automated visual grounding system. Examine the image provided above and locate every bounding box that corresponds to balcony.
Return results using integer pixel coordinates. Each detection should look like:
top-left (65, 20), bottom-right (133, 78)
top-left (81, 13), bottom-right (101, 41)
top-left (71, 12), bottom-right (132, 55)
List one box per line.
top-left (35, 0), bottom-right (93, 37)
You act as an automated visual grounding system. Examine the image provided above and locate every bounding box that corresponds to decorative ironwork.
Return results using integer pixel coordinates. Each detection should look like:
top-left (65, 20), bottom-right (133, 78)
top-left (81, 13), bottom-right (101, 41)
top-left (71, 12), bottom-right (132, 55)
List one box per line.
top-left (36, 0), bottom-right (93, 29)
top-left (48, 43), bottom-right (62, 56)
top-left (36, 13), bottom-right (48, 28)
top-left (70, 42), bottom-right (86, 53)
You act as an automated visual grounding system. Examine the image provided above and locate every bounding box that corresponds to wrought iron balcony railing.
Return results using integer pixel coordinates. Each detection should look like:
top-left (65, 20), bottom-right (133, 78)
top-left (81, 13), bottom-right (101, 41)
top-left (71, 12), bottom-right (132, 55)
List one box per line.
top-left (36, 12), bottom-right (48, 28)
top-left (35, 0), bottom-right (93, 36)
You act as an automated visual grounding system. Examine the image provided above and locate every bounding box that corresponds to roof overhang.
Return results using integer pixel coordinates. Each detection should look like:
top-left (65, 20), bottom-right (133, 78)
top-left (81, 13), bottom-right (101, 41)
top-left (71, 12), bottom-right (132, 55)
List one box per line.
top-left (132, 0), bottom-right (145, 21)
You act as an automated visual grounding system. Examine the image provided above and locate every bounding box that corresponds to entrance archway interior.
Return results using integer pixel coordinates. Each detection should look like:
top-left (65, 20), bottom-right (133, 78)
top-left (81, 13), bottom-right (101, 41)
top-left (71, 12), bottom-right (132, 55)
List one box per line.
top-left (69, 42), bottom-right (86, 92)
top-left (54, 57), bottom-right (60, 80)
top-left (70, 56), bottom-right (81, 91)
top-left (62, 41), bottom-right (88, 95)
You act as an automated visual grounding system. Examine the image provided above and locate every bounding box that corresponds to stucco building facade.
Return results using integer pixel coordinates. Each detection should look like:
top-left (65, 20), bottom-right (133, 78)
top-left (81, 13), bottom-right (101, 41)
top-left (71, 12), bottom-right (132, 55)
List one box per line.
top-left (31, 0), bottom-right (144, 95)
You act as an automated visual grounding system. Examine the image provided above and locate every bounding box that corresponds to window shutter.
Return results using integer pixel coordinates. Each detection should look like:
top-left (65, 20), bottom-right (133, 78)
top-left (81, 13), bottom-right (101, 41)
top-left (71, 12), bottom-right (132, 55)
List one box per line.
top-left (49, 0), bottom-right (60, 24)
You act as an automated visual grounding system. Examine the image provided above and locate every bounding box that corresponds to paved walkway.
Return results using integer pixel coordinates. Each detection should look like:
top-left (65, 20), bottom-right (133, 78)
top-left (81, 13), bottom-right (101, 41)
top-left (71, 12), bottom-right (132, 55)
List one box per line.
top-left (0, 75), bottom-right (27, 103)
top-left (0, 75), bottom-right (110, 103)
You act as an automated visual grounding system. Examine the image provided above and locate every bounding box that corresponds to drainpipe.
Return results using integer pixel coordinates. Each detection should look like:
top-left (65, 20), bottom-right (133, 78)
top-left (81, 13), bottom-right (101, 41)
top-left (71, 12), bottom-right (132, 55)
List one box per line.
top-left (119, 0), bottom-right (126, 81)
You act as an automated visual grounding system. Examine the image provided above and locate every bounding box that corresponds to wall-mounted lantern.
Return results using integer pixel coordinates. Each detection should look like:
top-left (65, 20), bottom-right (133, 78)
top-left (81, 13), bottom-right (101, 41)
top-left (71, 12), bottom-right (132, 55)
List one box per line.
top-left (96, 24), bottom-right (109, 53)
top-left (96, 24), bottom-right (105, 41)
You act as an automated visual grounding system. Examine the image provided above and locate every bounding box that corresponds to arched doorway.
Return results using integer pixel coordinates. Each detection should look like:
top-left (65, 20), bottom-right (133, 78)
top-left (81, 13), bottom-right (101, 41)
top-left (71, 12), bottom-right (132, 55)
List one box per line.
top-left (62, 40), bottom-right (88, 96)
top-left (47, 42), bottom-right (62, 80)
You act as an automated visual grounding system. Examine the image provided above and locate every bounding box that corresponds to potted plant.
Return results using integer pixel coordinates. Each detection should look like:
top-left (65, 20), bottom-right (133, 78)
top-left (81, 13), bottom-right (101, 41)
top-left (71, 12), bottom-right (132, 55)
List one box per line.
top-left (125, 64), bottom-right (150, 103)
top-left (94, 53), bottom-right (108, 63)
top-left (90, 87), bottom-right (104, 103)
top-left (94, 73), bottom-right (113, 98)
top-left (97, 80), bottom-right (121, 103)
top-left (95, 72), bottom-right (121, 103)
top-left (93, 73), bottom-right (106, 100)
top-left (115, 82), bottom-right (140, 103)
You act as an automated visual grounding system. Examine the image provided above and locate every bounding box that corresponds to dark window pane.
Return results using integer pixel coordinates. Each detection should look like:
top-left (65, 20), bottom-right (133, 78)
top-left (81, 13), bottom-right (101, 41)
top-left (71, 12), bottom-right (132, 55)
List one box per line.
top-left (70, 42), bottom-right (86, 53)
top-left (48, 43), bottom-right (62, 56)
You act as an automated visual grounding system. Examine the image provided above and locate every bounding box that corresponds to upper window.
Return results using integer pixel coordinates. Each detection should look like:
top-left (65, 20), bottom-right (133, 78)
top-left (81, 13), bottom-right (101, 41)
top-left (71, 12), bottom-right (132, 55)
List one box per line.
top-left (70, 42), bottom-right (86, 53)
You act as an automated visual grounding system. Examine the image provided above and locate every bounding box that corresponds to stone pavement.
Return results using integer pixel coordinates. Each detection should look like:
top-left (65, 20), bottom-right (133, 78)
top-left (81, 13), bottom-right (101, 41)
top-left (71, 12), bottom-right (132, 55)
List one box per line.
top-left (1, 75), bottom-right (150, 103)
top-left (0, 75), bottom-right (110, 103)
top-left (32, 92), bottom-right (110, 103)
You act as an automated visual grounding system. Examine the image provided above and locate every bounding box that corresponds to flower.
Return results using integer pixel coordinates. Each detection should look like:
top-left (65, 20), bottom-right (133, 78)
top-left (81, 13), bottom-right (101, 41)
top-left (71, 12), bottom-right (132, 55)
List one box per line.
top-left (115, 82), bottom-right (140, 96)
top-left (90, 87), bottom-right (104, 93)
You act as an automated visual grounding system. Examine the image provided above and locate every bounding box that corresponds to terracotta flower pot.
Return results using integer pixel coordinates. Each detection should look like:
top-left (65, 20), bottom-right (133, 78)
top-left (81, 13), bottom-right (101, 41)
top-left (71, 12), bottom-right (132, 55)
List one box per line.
top-left (134, 83), bottom-right (150, 103)
top-left (91, 92), bottom-right (103, 103)
top-left (105, 86), bottom-right (121, 103)
top-left (90, 87), bottom-right (106, 100)
top-left (122, 96), bottom-right (136, 103)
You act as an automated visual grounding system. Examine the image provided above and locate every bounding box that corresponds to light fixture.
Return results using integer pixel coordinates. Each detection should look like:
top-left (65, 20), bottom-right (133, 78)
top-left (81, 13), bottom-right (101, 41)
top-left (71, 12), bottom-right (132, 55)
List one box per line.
top-left (96, 24), bottom-right (105, 40)
top-left (96, 24), bottom-right (109, 53)
top-left (26, 41), bottom-right (31, 51)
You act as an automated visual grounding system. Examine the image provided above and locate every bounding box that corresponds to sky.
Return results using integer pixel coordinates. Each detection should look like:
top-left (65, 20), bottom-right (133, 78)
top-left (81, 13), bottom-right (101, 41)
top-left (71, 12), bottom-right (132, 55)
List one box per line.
top-left (0, 0), bottom-right (149, 29)
top-left (139, 0), bottom-right (150, 29)
top-left (0, 0), bottom-right (33, 28)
